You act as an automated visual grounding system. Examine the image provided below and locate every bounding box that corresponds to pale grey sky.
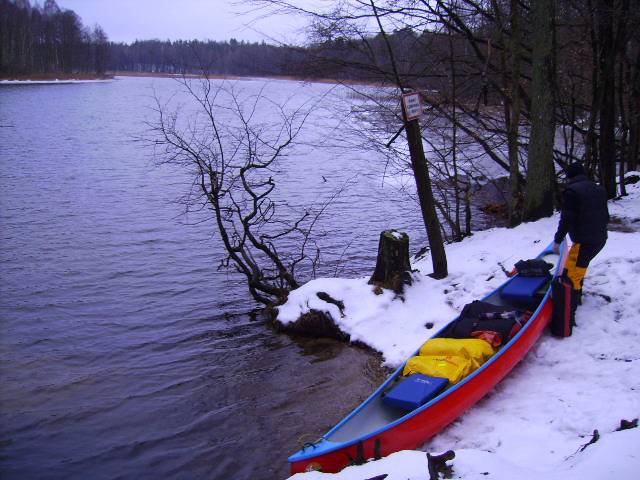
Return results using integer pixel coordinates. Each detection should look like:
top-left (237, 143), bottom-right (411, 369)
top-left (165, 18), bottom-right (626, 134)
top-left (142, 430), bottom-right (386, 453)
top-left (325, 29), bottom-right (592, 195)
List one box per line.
top-left (55, 0), bottom-right (306, 44)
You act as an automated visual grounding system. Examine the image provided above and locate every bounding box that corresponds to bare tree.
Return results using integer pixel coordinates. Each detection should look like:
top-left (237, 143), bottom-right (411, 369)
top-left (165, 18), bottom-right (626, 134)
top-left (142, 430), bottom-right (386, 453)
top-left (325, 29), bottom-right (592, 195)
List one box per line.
top-left (501, 0), bottom-right (524, 225)
top-left (370, 0), bottom-right (448, 278)
top-left (253, 0), bottom-right (453, 277)
top-left (523, 0), bottom-right (556, 221)
top-left (148, 76), bottom-right (336, 305)
top-left (249, 0), bottom-right (638, 238)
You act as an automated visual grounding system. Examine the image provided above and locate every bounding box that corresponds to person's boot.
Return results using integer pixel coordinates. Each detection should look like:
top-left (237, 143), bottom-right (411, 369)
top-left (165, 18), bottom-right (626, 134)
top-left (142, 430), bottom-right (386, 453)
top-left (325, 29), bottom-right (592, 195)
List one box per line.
top-left (576, 289), bottom-right (583, 305)
top-left (570, 288), bottom-right (580, 327)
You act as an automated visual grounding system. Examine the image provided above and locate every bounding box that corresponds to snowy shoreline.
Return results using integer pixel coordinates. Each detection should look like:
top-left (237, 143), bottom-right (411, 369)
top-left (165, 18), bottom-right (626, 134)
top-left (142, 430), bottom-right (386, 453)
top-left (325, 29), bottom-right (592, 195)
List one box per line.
top-left (284, 174), bottom-right (640, 479)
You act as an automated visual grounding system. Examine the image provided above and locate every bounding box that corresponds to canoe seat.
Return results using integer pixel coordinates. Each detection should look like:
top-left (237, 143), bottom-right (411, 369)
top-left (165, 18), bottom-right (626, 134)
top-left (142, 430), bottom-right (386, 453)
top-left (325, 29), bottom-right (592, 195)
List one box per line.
top-left (500, 275), bottom-right (549, 303)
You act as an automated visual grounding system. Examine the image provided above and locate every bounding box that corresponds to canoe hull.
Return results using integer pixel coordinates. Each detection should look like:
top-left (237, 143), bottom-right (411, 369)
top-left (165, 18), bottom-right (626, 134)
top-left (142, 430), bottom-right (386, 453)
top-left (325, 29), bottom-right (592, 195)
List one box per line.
top-left (290, 299), bottom-right (553, 474)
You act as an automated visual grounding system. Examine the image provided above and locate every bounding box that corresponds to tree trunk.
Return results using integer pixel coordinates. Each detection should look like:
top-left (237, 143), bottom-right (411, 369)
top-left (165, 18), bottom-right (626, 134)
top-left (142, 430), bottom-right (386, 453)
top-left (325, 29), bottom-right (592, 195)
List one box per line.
top-left (618, 47), bottom-right (628, 196)
top-left (507, 0), bottom-right (523, 226)
top-left (523, 0), bottom-right (557, 221)
top-left (584, 0), bottom-right (601, 173)
top-left (367, 0), bottom-right (447, 278)
top-left (405, 117), bottom-right (448, 279)
top-left (598, 0), bottom-right (618, 198)
top-left (464, 181), bottom-right (472, 237)
top-left (369, 230), bottom-right (412, 292)
top-left (629, 43), bottom-right (640, 171)
top-left (448, 18), bottom-right (462, 241)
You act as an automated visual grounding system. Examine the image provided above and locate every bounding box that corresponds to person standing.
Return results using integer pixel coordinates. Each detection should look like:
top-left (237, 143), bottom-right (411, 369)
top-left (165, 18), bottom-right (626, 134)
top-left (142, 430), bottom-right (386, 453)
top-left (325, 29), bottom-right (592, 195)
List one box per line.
top-left (553, 163), bottom-right (609, 305)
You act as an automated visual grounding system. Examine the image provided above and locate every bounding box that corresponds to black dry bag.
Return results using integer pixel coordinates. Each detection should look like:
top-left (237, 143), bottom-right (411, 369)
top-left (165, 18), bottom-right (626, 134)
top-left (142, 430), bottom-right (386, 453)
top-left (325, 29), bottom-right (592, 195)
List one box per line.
top-left (443, 300), bottom-right (522, 346)
top-left (514, 259), bottom-right (553, 277)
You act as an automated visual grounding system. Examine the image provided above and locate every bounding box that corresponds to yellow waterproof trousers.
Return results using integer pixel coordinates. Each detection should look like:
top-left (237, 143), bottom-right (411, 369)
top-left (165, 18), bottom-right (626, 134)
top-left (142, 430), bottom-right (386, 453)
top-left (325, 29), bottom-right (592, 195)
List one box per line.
top-left (565, 244), bottom-right (588, 290)
top-left (564, 242), bottom-right (605, 290)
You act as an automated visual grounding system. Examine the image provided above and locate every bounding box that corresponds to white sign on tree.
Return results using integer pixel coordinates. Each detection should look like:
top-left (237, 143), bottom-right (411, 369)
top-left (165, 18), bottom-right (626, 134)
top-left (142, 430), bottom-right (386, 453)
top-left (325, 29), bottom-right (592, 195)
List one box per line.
top-left (402, 92), bottom-right (423, 121)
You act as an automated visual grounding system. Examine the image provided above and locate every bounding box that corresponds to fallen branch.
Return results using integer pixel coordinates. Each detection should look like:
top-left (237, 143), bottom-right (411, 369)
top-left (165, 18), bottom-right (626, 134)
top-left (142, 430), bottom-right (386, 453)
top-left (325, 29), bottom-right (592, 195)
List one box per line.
top-left (317, 291), bottom-right (346, 317)
top-left (427, 450), bottom-right (455, 480)
top-left (579, 429), bottom-right (600, 452)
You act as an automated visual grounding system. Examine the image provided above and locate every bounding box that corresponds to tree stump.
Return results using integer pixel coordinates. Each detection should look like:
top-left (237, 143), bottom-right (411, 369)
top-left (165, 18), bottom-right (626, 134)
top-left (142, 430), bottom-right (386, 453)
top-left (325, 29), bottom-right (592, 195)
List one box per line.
top-left (368, 230), bottom-right (412, 293)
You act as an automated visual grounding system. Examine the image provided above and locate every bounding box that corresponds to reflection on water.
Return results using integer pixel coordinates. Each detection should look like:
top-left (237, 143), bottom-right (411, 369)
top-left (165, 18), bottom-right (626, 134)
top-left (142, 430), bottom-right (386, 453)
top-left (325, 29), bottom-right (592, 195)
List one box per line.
top-left (0, 77), bottom-right (412, 479)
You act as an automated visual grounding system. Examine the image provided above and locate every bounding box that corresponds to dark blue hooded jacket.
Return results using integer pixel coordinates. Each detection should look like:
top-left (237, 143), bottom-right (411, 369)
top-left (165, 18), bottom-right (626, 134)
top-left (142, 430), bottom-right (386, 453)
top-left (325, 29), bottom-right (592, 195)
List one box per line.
top-left (554, 174), bottom-right (609, 245)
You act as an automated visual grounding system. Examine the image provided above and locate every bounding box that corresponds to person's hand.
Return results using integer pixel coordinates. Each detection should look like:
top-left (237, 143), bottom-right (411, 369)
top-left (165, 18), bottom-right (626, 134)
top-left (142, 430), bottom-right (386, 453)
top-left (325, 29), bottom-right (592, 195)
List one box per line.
top-left (552, 242), bottom-right (560, 254)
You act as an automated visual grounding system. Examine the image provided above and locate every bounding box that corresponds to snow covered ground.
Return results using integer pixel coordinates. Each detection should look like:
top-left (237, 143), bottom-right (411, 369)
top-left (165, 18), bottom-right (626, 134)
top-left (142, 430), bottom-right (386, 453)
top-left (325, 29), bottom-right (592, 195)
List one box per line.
top-left (282, 174), bottom-right (640, 479)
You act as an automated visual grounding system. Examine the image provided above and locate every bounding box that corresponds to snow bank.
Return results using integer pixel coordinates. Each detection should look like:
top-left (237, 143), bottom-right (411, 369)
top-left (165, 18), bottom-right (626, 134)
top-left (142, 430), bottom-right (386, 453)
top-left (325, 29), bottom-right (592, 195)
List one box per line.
top-left (283, 175), bottom-right (640, 479)
top-left (289, 427), bottom-right (640, 479)
top-left (278, 215), bottom-right (560, 367)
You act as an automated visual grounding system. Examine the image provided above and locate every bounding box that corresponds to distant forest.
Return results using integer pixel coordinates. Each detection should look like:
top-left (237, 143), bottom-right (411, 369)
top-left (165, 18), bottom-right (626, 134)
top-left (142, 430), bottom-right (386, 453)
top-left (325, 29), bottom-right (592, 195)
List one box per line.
top-left (106, 35), bottom-right (436, 82)
top-left (0, 0), bottom-right (109, 76)
top-left (108, 39), bottom-right (304, 78)
top-left (1, 0), bottom-right (327, 79)
top-left (2, 0), bottom-right (464, 84)
top-left (1, 0), bottom-right (428, 81)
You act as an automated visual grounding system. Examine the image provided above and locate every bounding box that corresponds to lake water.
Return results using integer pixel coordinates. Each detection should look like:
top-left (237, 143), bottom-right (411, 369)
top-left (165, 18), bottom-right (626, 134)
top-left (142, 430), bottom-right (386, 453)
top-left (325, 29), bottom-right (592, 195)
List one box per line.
top-left (0, 77), bottom-right (432, 479)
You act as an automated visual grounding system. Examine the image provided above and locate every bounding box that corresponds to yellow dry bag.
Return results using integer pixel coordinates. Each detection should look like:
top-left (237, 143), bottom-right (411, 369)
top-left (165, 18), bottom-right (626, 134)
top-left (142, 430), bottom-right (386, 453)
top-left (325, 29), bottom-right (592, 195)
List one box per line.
top-left (403, 355), bottom-right (473, 384)
top-left (418, 338), bottom-right (496, 369)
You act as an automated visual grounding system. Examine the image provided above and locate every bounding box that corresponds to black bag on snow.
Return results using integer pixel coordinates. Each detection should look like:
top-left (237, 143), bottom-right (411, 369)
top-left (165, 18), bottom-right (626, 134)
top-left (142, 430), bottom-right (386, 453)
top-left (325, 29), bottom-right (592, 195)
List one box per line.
top-left (514, 259), bottom-right (553, 277)
top-left (443, 300), bottom-right (522, 345)
top-left (550, 274), bottom-right (574, 337)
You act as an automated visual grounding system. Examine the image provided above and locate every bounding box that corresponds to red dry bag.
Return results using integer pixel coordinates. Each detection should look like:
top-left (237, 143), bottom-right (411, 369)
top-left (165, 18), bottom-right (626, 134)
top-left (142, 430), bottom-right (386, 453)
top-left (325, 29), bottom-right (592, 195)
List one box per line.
top-left (551, 274), bottom-right (574, 337)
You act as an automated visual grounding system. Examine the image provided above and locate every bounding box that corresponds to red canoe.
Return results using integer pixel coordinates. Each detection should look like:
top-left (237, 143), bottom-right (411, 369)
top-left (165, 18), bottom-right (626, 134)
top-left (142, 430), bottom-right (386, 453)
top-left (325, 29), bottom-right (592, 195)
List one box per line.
top-left (289, 242), bottom-right (567, 474)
